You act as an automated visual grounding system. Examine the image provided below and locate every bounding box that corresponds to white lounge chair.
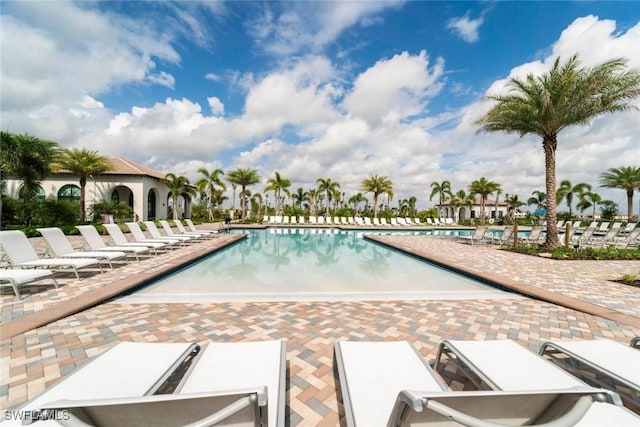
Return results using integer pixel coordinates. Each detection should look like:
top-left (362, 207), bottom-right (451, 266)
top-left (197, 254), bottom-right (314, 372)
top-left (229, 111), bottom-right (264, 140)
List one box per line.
top-left (176, 340), bottom-right (286, 426)
top-left (76, 225), bottom-right (150, 261)
top-left (456, 227), bottom-right (488, 245)
top-left (185, 219), bottom-right (219, 236)
top-left (37, 227), bottom-right (127, 269)
top-left (4, 342), bottom-right (198, 426)
top-left (539, 339), bottom-right (640, 412)
top-left (19, 341), bottom-right (286, 427)
top-left (335, 340), bottom-right (622, 427)
top-left (103, 223), bottom-right (168, 254)
top-left (155, 221), bottom-right (195, 243)
top-left (125, 222), bottom-right (181, 248)
top-left (0, 268), bottom-right (58, 298)
top-left (0, 230), bottom-right (102, 279)
top-left (433, 340), bottom-right (639, 425)
top-left (335, 341), bottom-right (447, 427)
top-left (298, 216), bottom-right (305, 225)
top-left (172, 220), bottom-right (208, 239)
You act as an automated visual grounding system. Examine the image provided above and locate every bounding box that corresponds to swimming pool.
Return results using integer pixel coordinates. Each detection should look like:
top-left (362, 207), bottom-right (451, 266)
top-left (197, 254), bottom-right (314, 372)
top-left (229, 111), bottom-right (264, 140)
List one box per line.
top-left (122, 228), bottom-right (517, 303)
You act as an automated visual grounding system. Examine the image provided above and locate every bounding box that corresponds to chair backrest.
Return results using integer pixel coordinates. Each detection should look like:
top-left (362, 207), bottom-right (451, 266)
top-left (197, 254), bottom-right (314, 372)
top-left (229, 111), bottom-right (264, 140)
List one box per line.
top-left (41, 388), bottom-right (267, 427)
top-left (0, 230), bottom-right (41, 264)
top-left (143, 221), bottom-right (164, 238)
top-left (158, 220), bottom-right (176, 236)
top-left (76, 225), bottom-right (108, 250)
top-left (125, 222), bottom-right (149, 242)
top-left (104, 224), bottom-right (130, 245)
top-left (389, 389), bottom-right (610, 427)
top-left (174, 221), bottom-right (188, 233)
top-left (185, 219), bottom-right (199, 232)
top-left (298, 216), bottom-right (305, 224)
top-left (37, 227), bottom-right (76, 256)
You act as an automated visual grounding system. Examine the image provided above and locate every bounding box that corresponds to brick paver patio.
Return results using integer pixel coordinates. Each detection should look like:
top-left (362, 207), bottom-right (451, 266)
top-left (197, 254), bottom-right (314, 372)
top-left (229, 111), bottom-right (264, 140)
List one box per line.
top-left (1, 225), bottom-right (639, 425)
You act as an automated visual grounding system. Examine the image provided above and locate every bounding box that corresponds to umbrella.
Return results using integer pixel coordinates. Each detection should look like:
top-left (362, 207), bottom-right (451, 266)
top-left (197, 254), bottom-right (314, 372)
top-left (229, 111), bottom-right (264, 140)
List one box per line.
top-left (534, 208), bottom-right (547, 215)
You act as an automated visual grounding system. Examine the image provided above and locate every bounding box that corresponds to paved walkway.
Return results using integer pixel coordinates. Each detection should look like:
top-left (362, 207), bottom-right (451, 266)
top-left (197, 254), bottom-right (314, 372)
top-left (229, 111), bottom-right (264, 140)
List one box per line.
top-left (1, 226), bottom-right (639, 425)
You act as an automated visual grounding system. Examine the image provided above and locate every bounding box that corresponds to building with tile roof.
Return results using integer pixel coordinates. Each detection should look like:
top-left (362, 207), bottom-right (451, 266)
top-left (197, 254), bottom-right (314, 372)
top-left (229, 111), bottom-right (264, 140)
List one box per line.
top-left (2, 157), bottom-right (190, 221)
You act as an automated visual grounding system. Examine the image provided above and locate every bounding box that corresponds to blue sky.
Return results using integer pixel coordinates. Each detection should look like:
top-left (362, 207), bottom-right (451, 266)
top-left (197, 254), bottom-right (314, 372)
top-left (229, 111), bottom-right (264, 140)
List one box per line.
top-left (2, 1), bottom-right (639, 212)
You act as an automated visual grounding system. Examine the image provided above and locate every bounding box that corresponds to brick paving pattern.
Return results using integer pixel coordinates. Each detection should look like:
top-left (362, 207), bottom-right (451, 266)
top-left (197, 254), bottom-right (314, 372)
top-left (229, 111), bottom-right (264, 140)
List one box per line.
top-left (1, 226), bottom-right (639, 426)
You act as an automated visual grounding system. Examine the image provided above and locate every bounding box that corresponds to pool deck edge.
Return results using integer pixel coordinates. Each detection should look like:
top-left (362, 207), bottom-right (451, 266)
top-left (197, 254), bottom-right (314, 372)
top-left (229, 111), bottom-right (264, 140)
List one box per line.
top-left (365, 235), bottom-right (640, 329)
top-left (1, 234), bottom-right (246, 340)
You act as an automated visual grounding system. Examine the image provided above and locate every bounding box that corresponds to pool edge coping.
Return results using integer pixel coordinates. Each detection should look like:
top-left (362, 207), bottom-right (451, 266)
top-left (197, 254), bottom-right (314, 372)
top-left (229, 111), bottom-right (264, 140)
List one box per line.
top-left (1, 234), bottom-right (247, 340)
top-left (365, 235), bottom-right (640, 329)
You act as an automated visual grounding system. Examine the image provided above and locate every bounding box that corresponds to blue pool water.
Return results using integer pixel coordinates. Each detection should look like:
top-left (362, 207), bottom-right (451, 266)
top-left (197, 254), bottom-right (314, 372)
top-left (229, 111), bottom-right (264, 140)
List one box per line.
top-left (122, 228), bottom-right (516, 303)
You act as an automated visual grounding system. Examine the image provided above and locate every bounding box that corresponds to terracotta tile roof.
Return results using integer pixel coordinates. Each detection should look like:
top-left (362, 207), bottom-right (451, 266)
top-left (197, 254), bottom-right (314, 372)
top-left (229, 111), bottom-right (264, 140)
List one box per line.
top-left (54, 157), bottom-right (166, 180)
top-left (104, 157), bottom-right (166, 180)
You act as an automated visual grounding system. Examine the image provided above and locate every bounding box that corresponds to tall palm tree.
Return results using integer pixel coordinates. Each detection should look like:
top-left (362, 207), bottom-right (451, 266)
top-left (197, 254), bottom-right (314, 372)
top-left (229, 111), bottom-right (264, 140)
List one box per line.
top-left (360, 175), bottom-right (392, 218)
top-left (469, 177), bottom-right (501, 224)
top-left (56, 148), bottom-right (113, 222)
top-left (449, 189), bottom-right (475, 222)
top-left (556, 180), bottom-right (592, 218)
top-left (292, 187), bottom-right (309, 209)
top-left (527, 190), bottom-right (547, 211)
top-left (348, 193), bottom-right (368, 214)
top-left (505, 194), bottom-right (526, 223)
top-left (429, 180), bottom-right (452, 219)
top-left (316, 178), bottom-right (340, 216)
top-left (227, 167), bottom-right (261, 219)
top-left (476, 54), bottom-right (640, 249)
top-left (163, 173), bottom-right (196, 220)
top-left (577, 191), bottom-right (602, 220)
top-left (1, 132), bottom-right (60, 225)
top-left (195, 167), bottom-right (225, 221)
top-left (307, 189), bottom-right (318, 216)
top-left (264, 172), bottom-right (291, 216)
top-left (599, 166), bottom-right (640, 220)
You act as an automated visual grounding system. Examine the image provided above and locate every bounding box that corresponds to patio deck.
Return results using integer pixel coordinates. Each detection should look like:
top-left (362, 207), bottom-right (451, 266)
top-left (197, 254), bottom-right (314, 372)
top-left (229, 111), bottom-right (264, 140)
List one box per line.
top-left (1, 225), bottom-right (638, 425)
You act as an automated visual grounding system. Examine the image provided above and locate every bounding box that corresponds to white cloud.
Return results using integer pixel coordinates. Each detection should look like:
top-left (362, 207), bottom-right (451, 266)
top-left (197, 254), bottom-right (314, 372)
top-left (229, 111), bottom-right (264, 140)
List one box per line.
top-left (447, 13), bottom-right (484, 43)
top-left (0, 2), bottom-right (179, 113)
top-left (147, 71), bottom-right (176, 89)
top-left (207, 97), bottom-right (225, 116)
top-left (342, 51), bottom-right (445, 126)
top-left (205, 73), bottom-right (220, 82)
top-left (247, 1), bottom-right (402, 56)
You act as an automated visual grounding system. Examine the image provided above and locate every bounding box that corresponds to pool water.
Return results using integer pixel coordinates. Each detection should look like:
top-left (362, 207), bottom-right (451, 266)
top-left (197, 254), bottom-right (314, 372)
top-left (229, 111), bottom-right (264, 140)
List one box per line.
top-left (122, 228), bottom-right (517, 303)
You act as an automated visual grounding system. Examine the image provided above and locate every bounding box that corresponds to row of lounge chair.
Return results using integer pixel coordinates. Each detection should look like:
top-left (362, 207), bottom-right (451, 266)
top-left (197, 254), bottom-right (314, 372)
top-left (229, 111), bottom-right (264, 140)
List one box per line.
top-left (9, 337), bottom-right (637, 426)
top-left (0, 220), bottom-right (216, 298)
top-left (263, 215), bottom-right (427, 227)
top-left (337, 337), bottom-right (639, 426)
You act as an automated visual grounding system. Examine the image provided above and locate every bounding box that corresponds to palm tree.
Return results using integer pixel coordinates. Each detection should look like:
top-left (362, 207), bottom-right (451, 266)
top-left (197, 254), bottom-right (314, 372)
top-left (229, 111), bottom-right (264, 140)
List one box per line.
top-left (348, 193), bottom-right (368, 215)
top-left (505, 194), bottom-right (526, 223)
top-left (195, 167), bottom-right (225, 221)
top-left (226, 168), bottom-right (261, 219)
top-left (556, 180), bottom-right (592, 218)
top-left (1, 132), bottom-right (60, 225)
top-left (56, 147), bottom-right (113, 222)
top-left (527, 190), bottom-right (547, 211)
top-left (292, 187), bottom-right (309, 209)
top-left (449, 189), bottom-right (475, 222)
top-left (469, 177), bottom-right (501, 224)
top-left (316, 178), bottom-right (340, 216)
top-left (429, 180), bottom-right (452, 219)
top-left (577, 191), bottom-right (602, 220)
top-left (599, 166), bottom-right (640, 220)
top-left (493, 189), bottom-right (502, 221)
top-left (163, 173), bottom-right (196, 220)
top-left (360, 175), bottom-right (392, 219)
top-left (476, 54), bottom-right (640, 249)
top-left (264, 172), bottom-right (291, 216)
top-left (307, 189), bottom-right (318, 216)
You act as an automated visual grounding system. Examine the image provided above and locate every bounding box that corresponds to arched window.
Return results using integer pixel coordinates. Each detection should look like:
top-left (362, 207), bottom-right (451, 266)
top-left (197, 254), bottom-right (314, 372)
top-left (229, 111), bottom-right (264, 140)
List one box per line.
top-left (147, 190), bottom-right (156, 220)
top-left (58, 185), bottom-right (81, 203)
top-left (128, 192), bottom-right (134, 208)
top-left (19, 185), bottom-right (46, 200)
top-left (111, 191), bottom-right (120, 203)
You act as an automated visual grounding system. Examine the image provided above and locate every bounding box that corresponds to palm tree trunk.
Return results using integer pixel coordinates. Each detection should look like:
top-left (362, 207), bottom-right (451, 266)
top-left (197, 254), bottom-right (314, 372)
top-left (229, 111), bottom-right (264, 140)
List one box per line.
top-left (542, 136), bottom-right (559, 250)
top-left (627, 190), bottom-right (634, 220)
top-left (80, 183), bottom-right (86, 222)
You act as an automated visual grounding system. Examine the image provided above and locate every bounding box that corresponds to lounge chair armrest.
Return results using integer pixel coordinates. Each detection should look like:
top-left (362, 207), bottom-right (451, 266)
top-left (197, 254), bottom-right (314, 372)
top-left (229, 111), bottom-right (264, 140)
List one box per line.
top-left (183, 393), bottom-right (261, 427)
top-left (421, 395), bottom-right (593, 427)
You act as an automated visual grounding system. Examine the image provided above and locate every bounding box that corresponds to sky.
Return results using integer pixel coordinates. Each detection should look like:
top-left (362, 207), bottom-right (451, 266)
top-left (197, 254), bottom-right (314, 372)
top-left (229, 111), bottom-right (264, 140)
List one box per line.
top-left (2, 1), bottom-right (639, 213)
